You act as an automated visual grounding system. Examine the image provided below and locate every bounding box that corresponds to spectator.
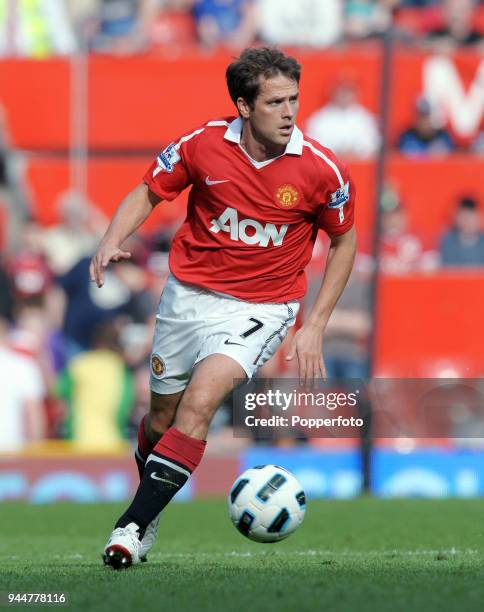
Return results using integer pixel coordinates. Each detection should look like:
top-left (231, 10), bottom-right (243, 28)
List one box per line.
top-left (472, 130), bottom-right (484, 154)
top-left (379, 186), bottom-right (427, 274)
top-left (58, 239), bottom-right (155, 354)
top-left (126, 365), bottom-right (151, 439)
top-left (0, 318), bottom-right (46, 452)
top-left (0, 105), bottom-right (7, 188)
top-left (258, 0), bottom-right (343, 48)
top-left (305, 78), bottom-right (380, 159)
top-left (427, 0), bottom-right (483, 48)
top-left (345, 0), bottom-right (399, 41)
top-left (320, 255), bottom-right (372, 379)
top-left (0, 104), bottom-right (30, 252)
top-left (58, 256), bottom-right (131, 354)
top-left (0, 256), bottom-right (12, 319)
top-left (41, 190), bottom-right (106, 276)
top-left (398, 96), bottom-right (455, 157)
top-left (87, 0), bottom-right (159, 53)
top-left (0, 0), bottom-right (77, 57)
top-left (401, 1), bottom-right (439, 5)
top-left (147, 0), bottom-right (198, 50)
top-left (56, 322), bottom-right (135, 451)
top-left (192, 0), bottom-right (256, 49)
top-left (439, 197), bottom-right (484, 267)
top-left (8, 220), bottom-right (52, 302)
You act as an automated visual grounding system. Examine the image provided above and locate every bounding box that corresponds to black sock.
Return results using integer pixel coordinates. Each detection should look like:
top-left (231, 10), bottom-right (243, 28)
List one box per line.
top-left (115, 451), bottom-right (191, 537)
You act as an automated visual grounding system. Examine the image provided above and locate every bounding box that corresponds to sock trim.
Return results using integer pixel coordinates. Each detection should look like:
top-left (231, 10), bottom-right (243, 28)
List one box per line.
top-left (150, 449), bottom-right (193, 472)
top-left (147, 453), bottom-right (191, 478)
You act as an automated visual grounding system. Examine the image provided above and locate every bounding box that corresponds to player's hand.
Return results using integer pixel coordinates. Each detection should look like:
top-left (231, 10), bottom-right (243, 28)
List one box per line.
top-left (89, 243), bottom-right (131, 288)
top-left (285, 324), bottom-right (326, 386)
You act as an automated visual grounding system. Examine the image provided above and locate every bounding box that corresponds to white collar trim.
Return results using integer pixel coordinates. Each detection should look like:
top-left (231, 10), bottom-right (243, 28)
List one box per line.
top-left (224, 117), bottom-right (303, 156)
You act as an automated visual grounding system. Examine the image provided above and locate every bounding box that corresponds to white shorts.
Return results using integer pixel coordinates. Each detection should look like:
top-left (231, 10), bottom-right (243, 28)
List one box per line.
top-left (149, 274), bottom-right (299, 395)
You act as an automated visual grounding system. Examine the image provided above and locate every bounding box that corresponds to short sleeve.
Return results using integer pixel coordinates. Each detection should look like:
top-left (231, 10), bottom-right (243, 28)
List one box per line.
top-left (316, 167), bottom-right (356, 237)
top-left (143, 141), bottom-right (192, 201)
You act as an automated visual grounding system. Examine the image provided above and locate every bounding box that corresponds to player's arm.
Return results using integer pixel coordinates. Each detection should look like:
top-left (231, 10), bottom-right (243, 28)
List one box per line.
top-left (90, 183), bottom-right (161, 288)
top-left (286, 227), bottom-right (356, 384)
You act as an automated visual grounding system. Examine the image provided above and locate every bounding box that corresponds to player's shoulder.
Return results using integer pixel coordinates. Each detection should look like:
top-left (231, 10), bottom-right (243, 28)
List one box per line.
top-left (169, 117), bottom-right (236, 160)
top-left (300, 133), bottom-right (350, 187)
top-left (204, 116), bottom-right (236, 130)
top-left (175, 116), bottom-right (235, 145)
top-left (200, 116), bottom-right (238, 142)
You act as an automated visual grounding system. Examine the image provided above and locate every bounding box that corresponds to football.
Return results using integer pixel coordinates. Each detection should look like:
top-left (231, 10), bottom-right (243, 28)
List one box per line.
top-left (228, 464), bottom-right (306, 542)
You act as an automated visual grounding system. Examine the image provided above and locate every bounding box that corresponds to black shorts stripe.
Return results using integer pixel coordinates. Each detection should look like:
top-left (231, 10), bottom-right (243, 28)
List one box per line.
top-left (253, 303), bottom-right (295, 366)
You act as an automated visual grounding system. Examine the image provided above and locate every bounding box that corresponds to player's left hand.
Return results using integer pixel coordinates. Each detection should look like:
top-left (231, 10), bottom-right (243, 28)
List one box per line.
top-left (285, 324), bottom-right (326, 386)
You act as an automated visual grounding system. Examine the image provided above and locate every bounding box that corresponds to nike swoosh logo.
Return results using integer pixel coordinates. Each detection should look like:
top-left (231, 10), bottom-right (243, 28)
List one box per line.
top-left (224, 339), bottom-right (246, 347)
top-left (205, 176), bottom-right (230, 186)
top-left (150, 473), bottom-right (180, 487)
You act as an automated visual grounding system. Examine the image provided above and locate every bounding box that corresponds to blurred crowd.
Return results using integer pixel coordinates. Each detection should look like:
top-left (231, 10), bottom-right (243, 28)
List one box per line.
top-left (0, 98), bottom-right (179, 451)
top-left (0, 0), bottom-right (483, 57)
top-left (0, 187), bottom-right (174, 453)
top-left (1, 0), bottom-right (484, 453)
top-left (305, 77), bottom-right (484, 158)
top-left (1, 173), bottom-right (483, 453)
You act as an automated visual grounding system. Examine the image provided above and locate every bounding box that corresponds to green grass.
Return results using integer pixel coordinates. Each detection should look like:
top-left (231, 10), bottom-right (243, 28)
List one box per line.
top-left (1, 499), bottom-right (484, 612)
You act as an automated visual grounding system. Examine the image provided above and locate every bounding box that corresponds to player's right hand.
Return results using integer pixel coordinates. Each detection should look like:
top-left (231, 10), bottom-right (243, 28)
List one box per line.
top-left (89, 243), bottom-right (132, 288)
top-left (285, 324), bottom-right (326, 387)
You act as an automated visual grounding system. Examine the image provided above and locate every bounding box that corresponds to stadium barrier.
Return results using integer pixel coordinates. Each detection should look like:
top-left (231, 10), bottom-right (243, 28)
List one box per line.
top-left (1, 49), bottom-right (483, 149)
top-left (4, 445), bottom-right (484, 501)
top-left (24, 154), bottom-right (484, 254)
top-left (0, 448), bottom-right (238, 503)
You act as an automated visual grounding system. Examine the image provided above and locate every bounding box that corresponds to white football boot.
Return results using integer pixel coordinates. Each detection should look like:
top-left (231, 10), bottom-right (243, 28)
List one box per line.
top-left (103, 522), bottom-right (142, 570)
top-left (139, 513), bottom-right (161, 562)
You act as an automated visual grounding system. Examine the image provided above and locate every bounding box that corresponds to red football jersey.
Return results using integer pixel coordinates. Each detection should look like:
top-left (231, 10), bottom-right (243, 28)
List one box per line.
top-left (143, 117), bottom-right (355, 302)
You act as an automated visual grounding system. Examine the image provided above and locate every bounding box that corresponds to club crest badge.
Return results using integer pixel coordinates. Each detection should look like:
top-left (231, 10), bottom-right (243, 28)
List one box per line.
top-left (275, 184), bottom-right (299, 209)
top-left (151, 354), bottom-right (166, 377)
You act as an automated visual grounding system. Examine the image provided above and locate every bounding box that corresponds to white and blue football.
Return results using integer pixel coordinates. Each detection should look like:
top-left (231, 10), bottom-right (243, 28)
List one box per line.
top-left (228, 464), bottom-right (306, 543)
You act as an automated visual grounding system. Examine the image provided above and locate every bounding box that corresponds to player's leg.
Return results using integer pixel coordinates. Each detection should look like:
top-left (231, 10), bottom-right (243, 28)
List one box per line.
top-left (104, 284), bottom-right (299, 568)
top-left (134, 275), bottom-right (201, 478)
top-left (106, 354), bottom-right (245, 568)
top-left (135, 390), bottom-right (184, 562)
top-left (135, 390), bottom-right (183, 479)
top-left (173, 353), bottom-right (246, 439)
top-left (104, 275), bottom-right (201, 568)
top-left (118, 300), bottom-right (299, 560)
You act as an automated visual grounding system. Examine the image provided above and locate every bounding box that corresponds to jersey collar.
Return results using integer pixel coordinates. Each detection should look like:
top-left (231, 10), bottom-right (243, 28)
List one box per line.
top-left (224, 117), bottom-right (303, 156)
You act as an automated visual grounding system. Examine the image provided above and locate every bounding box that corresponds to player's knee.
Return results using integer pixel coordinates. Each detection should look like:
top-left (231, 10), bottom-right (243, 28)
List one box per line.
top-left (175, 410), bottom-right (211, 438)
top-left (175, 389), bottom-right (214, 434)
top-left (178, 387), bottom-right (214, 417)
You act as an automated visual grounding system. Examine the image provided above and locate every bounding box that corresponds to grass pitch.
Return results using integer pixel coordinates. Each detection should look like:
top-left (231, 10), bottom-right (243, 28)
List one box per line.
top-left (1, 498), bottom-right (484, 612)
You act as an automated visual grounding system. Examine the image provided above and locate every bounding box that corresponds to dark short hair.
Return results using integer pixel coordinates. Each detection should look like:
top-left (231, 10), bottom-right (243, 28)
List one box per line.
top-left (458, 197), bottom-right (478, 211)
top-left (226, 47), bottom-right (301, 109)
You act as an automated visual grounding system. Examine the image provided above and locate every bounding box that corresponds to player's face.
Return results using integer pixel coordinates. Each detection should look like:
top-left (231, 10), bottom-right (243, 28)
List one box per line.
top-left (241, 74), bottom-right (300, 150)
